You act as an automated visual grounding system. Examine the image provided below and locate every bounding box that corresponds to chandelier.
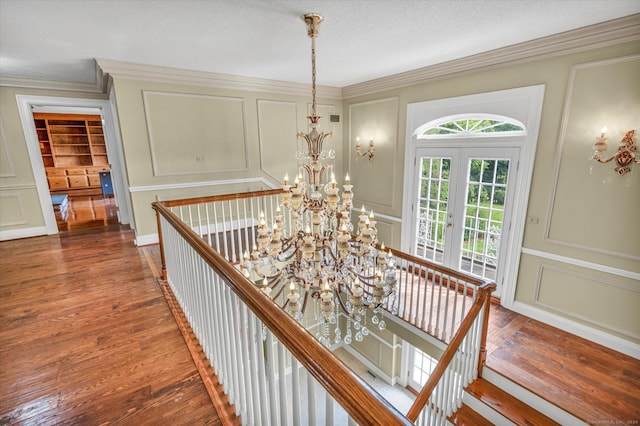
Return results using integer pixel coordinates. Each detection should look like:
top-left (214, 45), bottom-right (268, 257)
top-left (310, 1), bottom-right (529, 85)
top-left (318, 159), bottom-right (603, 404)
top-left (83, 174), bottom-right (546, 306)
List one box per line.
top-left (239, 13), bottom-right (397, 347)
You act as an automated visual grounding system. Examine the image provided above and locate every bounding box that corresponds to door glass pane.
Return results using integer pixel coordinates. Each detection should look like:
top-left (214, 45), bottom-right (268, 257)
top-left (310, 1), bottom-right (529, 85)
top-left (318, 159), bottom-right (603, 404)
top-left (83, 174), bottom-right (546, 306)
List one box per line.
top-left (415, 157), bottom-right (450, 263)
top-left (460, 158), bottom-right (510, 280)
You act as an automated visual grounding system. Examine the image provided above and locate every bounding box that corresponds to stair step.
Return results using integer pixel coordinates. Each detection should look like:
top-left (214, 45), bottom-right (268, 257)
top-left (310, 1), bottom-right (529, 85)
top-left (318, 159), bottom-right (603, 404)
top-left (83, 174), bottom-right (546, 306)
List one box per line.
top-left (449, 403), bottom-right (494, 426)
top-left (466, 378), bottom-right (560, 426)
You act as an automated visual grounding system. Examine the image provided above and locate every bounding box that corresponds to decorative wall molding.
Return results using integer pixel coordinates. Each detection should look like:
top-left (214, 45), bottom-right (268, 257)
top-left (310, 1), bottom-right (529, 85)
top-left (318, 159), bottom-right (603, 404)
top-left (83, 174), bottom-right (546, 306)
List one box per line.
top-left (129, 176), bottom-right (277, 193)
top-left (533, 263), bottom-right (640, 341)
top-left (256, 99), bottom-right (299, 183)
top-left (97, 58), bottom-right (343, 99)
top-left (142, 90), bottom-right (249, 177)
top-left (343, 14), bottom-right (640, 98)
top-left (348, 97), bottom-right (399, 211)
top-left (543, 54), bottom-right (640, 261)
top-left (521, 247), bottom-right (640, 280)
top-left (0, 184), bottom-right (37, 191)
top-left (0, 193), bottom-right (27, 227)
top-left (0, 116), bottom-right (16, 177)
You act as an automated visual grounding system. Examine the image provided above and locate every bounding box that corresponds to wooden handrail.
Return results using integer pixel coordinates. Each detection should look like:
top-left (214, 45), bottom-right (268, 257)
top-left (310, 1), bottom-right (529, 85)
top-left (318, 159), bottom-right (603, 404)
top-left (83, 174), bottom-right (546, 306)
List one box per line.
top-left (153, 201), bottom-right (413, 426)
top-left (406, 281), bottom-right (496, 422)
top-left (160, 188), bottom-right (284, 207)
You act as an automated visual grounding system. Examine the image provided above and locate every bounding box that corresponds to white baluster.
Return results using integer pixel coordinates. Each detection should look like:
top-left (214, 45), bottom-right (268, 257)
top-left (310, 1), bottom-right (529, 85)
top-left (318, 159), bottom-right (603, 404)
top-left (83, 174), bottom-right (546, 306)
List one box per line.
top-left (265, 330), bottom-right (279, 425)
top-left (277, 342), bottom-right (288, 426)
top-left (291, 357), bottom-right (301, 426)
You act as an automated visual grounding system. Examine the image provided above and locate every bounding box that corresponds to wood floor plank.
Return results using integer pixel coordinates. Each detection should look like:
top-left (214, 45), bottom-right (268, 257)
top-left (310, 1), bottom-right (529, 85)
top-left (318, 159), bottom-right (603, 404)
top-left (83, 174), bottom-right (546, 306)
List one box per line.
top-left (486, 304), bottom-right (640, 423)
top-left (0, 226), bottom-right (220, 425)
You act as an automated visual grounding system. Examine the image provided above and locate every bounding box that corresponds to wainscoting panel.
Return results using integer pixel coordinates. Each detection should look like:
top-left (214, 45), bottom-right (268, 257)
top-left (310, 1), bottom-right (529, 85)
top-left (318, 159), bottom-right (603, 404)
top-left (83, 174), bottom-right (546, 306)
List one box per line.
top-left (257, 99), bottom-right (298, 182)
top-left (535, 263), bottom-right (640, 340)
top-left (143, 91), bottom-right (248, 176)
top-left (0, 192), bottom-right (27, 227)
top-left (545, 55), bottom-right (640, 260)
top-left (0, 116), bottom-right (16, 177)
top-left (348, 97), bottom-right (399, 211)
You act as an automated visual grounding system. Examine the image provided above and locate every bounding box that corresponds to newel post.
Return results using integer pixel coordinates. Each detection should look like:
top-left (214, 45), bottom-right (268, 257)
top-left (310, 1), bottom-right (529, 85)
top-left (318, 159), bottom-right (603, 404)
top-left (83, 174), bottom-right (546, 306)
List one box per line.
top-left (153, 203), bottom-right (168, 281)
top-left (477, 283), bottom-right (495, 377)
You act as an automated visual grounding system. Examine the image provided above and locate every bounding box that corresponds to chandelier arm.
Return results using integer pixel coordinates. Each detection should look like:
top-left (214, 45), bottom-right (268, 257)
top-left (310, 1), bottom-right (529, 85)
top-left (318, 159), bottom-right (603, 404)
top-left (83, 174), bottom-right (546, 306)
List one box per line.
top-left (301, 290), bottom-right (312, 313)
top-left (272, 280), bottom-right (288, 300)
top-left (594, 155), bottom-right (617, 164)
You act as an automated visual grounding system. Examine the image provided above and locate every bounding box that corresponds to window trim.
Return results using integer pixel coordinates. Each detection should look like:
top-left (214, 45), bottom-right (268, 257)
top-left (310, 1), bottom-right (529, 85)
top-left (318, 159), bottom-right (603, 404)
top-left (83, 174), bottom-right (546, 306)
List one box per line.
top-left (414, 113), bottom-right (526, 139)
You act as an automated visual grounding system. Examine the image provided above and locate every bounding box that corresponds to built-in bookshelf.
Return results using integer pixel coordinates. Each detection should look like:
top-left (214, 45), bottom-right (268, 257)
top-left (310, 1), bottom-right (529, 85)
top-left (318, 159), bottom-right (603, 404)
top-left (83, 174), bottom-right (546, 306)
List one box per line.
top-left (33, 113), bottom-right (109, 168)
top-left (34, 113), bottom-right (110, 195)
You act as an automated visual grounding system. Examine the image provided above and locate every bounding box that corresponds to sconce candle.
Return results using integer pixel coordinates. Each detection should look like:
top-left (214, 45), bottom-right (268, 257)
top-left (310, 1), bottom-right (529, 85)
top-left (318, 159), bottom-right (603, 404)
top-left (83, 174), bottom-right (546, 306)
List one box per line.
top-left (355, 137), bottom-right (375, 160)
top-left (592, 127), bottom-right (638, 175)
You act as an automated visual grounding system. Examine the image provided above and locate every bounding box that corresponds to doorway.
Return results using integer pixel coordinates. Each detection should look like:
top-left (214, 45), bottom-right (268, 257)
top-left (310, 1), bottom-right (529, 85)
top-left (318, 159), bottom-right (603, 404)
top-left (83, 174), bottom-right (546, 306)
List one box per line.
top-left (402, 85), bottom-right (546, 302)
top-left (16, 95), bottom-right (133, 236)
top-left (34, 112), bottom-right (118, 232)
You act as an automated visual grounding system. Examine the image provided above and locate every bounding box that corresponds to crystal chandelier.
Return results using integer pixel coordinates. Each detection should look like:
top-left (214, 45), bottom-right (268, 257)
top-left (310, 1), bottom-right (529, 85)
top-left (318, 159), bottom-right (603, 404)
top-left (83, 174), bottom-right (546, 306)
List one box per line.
top-left (239, 13), bottom-right (397, 346)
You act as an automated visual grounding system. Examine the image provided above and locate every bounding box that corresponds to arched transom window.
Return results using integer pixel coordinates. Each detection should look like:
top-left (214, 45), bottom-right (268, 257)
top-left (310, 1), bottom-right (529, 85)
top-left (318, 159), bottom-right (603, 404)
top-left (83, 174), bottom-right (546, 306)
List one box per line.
top-left (415, 114), bottom-right (526, 139)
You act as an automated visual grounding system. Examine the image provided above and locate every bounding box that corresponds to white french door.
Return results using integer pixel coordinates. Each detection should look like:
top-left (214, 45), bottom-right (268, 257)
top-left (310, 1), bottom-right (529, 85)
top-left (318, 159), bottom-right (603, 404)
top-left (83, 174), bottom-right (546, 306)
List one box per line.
top-left (411, 147), bottom-right (518, 291)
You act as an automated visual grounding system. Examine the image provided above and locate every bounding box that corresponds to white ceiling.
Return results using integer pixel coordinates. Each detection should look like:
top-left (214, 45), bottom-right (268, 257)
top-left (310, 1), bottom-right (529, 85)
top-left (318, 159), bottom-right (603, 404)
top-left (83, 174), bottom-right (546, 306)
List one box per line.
top-left (1, 0), bottom-right (639, 88)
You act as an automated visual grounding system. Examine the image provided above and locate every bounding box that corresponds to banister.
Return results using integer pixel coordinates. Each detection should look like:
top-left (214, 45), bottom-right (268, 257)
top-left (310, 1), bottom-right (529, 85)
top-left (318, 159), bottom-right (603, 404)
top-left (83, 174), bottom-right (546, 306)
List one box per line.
top-left (153, 200), bottom-right (413, 426)
top-left (405, 281), bottom-right (496, 422)
top-left (160, 188), bottom-right (284, 207)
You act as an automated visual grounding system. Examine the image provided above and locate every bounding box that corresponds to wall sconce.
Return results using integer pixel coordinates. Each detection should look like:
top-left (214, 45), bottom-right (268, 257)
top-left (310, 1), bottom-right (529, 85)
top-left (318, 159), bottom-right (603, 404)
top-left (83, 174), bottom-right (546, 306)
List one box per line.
top-left (355, 137), bottom-right (375, 161)
top-left (592, 127), bottom-right (638, 175)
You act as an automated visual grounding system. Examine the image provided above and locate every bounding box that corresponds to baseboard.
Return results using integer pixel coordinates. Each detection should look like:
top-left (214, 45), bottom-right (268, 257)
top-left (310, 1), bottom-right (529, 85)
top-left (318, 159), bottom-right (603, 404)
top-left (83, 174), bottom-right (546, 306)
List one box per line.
top-left (135, 233), bottom-right (159, 246)
top-left (511, 301), bottom-right (640, 360)
top-left (0, 226), bottom-right (49, 241)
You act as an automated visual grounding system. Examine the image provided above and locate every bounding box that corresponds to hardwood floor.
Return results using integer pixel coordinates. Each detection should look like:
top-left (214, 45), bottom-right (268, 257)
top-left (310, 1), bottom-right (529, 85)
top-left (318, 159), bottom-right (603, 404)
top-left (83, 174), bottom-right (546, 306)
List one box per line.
top-left (56, 195), bottom-right (119, 232)
top-left (486, 304), bottom-right (640, 423)
top-left (1, 225), bottom-right (638, 424)
top-left (0, 226), bottom-right (220, 425)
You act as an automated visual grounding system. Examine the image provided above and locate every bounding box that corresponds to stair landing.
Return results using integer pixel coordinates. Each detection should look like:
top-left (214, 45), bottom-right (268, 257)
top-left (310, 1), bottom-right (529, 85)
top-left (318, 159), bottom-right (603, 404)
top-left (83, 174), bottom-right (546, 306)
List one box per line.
top-left (485, 304), bottom-right (640, 423)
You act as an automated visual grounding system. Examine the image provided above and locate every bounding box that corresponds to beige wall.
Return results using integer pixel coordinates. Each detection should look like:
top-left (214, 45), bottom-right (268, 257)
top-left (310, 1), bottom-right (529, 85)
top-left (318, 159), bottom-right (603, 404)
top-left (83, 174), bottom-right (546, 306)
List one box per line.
top-left (0, 87), bottom-right (107, 237)
top-left (111, 78), bottom-right (343, 239)
top-left (343, 41), bottom-right (640, 350)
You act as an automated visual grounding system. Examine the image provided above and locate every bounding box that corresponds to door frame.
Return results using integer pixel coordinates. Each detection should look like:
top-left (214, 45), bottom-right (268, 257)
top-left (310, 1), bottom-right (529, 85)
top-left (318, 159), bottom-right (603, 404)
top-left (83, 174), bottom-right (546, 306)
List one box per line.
top-left (402, 85), bottom-right (545, 304)
top-left (16, 95), bottom-right (133, 235)
top-left (412, 146), bottom-right (520, 292)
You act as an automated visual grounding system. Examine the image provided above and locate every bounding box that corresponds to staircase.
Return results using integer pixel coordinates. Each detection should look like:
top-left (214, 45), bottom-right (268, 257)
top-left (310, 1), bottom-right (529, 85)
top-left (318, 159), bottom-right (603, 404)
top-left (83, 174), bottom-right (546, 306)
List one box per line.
top-left (449, 367), bottom-right (587, 425)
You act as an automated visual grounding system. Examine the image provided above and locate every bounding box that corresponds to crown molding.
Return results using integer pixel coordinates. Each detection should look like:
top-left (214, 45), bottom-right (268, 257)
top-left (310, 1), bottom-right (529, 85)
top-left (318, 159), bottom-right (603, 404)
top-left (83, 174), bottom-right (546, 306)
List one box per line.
top-left (342, 13), bottom-right (640, 99)
top-left (0, 75), bottom-right (103, 93)
top-left (96, 58), bottom-right (343, 99)
top-left (0, 59), bottom-right (107, 94)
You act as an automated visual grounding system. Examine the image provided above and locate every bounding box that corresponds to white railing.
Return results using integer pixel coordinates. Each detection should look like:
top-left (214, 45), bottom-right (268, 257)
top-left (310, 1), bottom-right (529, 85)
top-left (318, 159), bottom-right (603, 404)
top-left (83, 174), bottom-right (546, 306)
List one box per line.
top-left (156, 198), bottom-right (412, 425)
top-left (153, 189), bottom-right (494, 425)
top-left (166, 190), bottom-right (488, 345)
